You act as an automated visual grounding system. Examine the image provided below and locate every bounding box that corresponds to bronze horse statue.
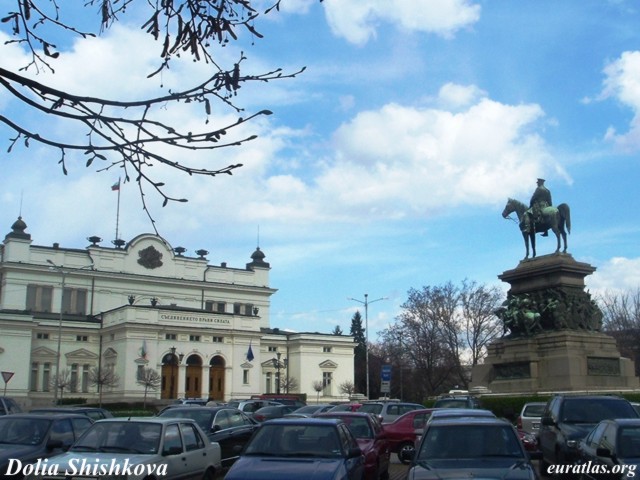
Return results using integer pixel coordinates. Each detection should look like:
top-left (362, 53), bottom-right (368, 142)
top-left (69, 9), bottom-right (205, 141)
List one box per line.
top-left (502, 198), bottom-right (571, 259)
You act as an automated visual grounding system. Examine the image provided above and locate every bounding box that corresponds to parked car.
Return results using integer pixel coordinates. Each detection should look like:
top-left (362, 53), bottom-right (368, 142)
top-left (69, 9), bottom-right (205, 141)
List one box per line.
top-left (516, 428), bottom-right (539, 453)
top-left (632, 402), bottom-right (640, 416)
top-left (409, 417), bottom-right (539, 480)
top-left (358, 401), bottom-right (424, 424)
top-left (158, 406), bottom-right (258, 466)
top-left (253, 395), bottom-right (307, 408)
top-left (427, 408), bottom-right (496, 424)
top-left (517, 401), bottom-right (546, 434)
top-left (252, 404), bottom-right (298, 422)
top-left (380, 408), bottom-right (435, 464)
top-left (226, 399), bottom-right (282, 416)
top-left (25, 417), bottom-right (222, 480)
top-left (0, 397), bottom-right (22, 416)
top-left (0, 413), bottom-right (94, 476)
top-left (432, 394), bottom-right (481, 409)
top-left (29, 406), bottom-right (114, 421)
top-left (316, 411), bottom-right (390, 480)
top-left (327, 403), bottom-right (363, 412)
top-left (285, 404), bottom-right (334, 417)
top-left (575, 418), bottom-right (640, 480)
top-left (225, 417), bottom-right (365, 480)
top-left (538, 394), bottom-right (639, 477)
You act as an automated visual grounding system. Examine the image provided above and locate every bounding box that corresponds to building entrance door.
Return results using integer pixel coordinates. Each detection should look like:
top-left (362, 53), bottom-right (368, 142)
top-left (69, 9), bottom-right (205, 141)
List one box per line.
top-left (185, 354), bottom-right (203, 398)
top-left (161, 352), bottom-right (179, 399)
top-left (209, 355), bottom-right (225, 401)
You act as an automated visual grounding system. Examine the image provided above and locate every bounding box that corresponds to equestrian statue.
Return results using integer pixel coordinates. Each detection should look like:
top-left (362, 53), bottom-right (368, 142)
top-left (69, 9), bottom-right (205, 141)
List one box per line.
top-left (502, 179), bottom-right (571, 259)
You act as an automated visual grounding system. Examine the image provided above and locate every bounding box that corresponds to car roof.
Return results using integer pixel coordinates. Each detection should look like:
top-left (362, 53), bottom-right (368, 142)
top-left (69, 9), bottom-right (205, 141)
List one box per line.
top-left (160, 406), bottom-right (236, 412)
top-left (263, 417), bottom-right (343, 426)
top-left (600, 418), bottom-right (640, 426)
top-left (96, 416), bottom-right (197, 424)
top-left (427, 417), bottom-right (511, 427)
top-left (1, 413), bottom-right (90, 420)
top-left (431, 408), bottom-right (493, 416)
top-left (315, 412), bottom-right (374, 419)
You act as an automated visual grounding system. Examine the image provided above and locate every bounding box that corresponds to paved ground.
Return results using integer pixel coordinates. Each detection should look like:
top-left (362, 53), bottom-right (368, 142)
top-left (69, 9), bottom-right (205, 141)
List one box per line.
top-left (389, 456), bottom-right (410, 480)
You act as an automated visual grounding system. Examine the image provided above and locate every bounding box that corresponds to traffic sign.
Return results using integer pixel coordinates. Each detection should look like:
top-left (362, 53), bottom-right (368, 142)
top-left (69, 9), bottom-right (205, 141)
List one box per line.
top-left (1, 371), bottom-right (14, 383)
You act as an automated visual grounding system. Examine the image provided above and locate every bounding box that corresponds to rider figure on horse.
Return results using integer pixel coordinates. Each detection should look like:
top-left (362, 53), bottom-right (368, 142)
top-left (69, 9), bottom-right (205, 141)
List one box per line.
top-left (529, 178), bottom-right (552, 236)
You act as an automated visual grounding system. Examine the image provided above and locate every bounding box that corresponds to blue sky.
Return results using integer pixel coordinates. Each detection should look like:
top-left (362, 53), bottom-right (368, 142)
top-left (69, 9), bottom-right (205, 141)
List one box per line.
top-left (1, 0), bottom-right (639, 340)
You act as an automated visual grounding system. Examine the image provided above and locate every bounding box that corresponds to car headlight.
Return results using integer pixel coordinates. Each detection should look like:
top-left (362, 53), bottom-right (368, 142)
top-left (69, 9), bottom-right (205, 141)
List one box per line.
top-left (566, 439), bottom-right (577, 448)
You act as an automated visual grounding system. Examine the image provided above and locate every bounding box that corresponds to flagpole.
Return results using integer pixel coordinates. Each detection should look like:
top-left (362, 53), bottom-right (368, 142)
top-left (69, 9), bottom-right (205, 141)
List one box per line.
top-left (115, 178), bottom-right (121, 241)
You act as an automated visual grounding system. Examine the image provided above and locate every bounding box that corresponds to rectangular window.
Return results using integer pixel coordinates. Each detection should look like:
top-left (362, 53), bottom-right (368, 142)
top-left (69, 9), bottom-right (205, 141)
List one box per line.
top-left (265, 372), bottom-right (272, 394)
top-left (165, 333), bottom-right (177, 340)
top-left (71, 364), bottom-right (79, 393)
top-left (217, 302), bottom-right (226, 313)
top-left (189, 335), bottom-right (201, 342)
top-left (268, 346), bottom-right (277, 352)
top-left (30, 362), bottom-right (39, 391)
top-left (323, 346), bottom-right (332, 353)
top-left (26, 285), bottom-right (53, 312)
top-left (323, 372), bottom-right (332, 396)
top-left (243, 370), bottom-right (249, 384)
top-left (36, 333), bottom-right (50, 339)
top-left (43, 363), bottom-right (51, 392)
top-left (212, 336), bottom-right (224, 343)
top-left (76, 335), bottom-right (88, 342)
top-left (82, 365), bottom-right (89, 393)
top-left (244, 304), bottom-right (254, 316)
top-left (204, 300), bottom-right (214, 312)
top-left (233, 303), bottom-right (241, 314)
top-left (63, 288), bottom-right (87, 314)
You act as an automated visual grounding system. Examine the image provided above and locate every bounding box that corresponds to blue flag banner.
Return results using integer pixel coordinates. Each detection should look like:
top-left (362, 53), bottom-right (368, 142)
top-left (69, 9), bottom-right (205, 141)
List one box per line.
top-left (247, 341), bottom-right (255, 362)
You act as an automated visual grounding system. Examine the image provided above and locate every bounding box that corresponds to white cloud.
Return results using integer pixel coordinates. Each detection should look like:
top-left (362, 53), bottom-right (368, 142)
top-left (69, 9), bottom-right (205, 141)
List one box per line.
top-left (589, 257), bottom-right (640, 295)
top-left (322, 0), bottom-right (481, 45)
top-left (599, 50), bottom-right (640, 151)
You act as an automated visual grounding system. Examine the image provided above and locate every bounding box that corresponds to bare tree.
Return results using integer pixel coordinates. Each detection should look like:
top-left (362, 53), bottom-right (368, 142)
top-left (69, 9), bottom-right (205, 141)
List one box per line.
top-left (598, 288), bottom-right (640, 375)
top-left (50, 368), bottom-right (75, 403)
top-left (338, 380), bottom-right (356, 398)
top-left (279, 375), bottom-right (298, 394)
top-left (1, 1), bottom-right (305, 226)
top-left (88, 366), bottom-right (120, 407)
top-left (136, 367), bottom-right (162, 408)
top-left (460, 279), bottom-right (504, 365)
top-left (312, 380), bottom-right (323, 404)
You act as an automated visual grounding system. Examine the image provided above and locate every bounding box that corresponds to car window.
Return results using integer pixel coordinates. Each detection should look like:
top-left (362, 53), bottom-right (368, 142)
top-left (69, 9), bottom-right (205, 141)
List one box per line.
top-left (523, 404), bottom-right (545, 416)
top-left (71, 418), bottom-right (93, 438)
top-left (163, 424), bottom-right (183, 453)
top-left (215, 410), bottom-right (231, 430)
top-left (588, 422), bottom-right (608, 447)
top-left (337, 424), bottom-right (354, 453)
top-left (618, 426), bottom-right (640, 458)
top-left (83, 410), bottom-right (105, 421)
top-left (359, 404), bottom-right (383, 415)
top-left (227, 410), bottom-right (246, 428)
top-left (180, 422), bottom-right (204, 451)
top-left (50, 418), bottom-right (74, 448)
top-left (413, 412), bottom-right (430, 429)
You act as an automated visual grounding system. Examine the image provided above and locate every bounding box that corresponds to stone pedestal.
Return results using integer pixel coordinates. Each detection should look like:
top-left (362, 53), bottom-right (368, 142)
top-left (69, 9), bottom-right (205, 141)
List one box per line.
top-left (471, 330), bottom-right (639, 393)
top-left (470, 254), bottom-right (639, 393)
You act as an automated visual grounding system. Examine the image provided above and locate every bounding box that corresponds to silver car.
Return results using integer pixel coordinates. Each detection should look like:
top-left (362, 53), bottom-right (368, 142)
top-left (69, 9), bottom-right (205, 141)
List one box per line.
top-left (517, 402), bottom-right (546, 434)
top-left (24, 417), bottom-right (221, 480)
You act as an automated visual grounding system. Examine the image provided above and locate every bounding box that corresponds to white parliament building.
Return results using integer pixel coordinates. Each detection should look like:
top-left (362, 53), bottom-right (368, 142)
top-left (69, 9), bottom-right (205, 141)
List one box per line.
top-left (0, 217), bottom-right (356, 408)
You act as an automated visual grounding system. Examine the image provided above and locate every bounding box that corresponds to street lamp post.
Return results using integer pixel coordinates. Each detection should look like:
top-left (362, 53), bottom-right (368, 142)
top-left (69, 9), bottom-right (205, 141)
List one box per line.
top-left (348, 294), bottom-right (387, 400)
top-left (47, 260), bottom-right (66, 405)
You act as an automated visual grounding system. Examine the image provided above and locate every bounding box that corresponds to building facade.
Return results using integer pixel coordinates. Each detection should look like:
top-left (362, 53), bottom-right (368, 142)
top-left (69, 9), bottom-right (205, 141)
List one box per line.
top-left (0, 218), bottom-right (355, 408)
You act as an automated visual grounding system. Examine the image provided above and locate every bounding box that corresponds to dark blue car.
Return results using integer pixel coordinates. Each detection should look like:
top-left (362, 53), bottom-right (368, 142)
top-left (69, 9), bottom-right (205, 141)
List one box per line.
top-left (225, 417), bottom-right (365, 480)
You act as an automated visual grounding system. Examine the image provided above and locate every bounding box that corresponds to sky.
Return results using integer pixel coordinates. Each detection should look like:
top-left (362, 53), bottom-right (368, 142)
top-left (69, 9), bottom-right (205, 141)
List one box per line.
top-left (1, 0), bottom-right (639, 341)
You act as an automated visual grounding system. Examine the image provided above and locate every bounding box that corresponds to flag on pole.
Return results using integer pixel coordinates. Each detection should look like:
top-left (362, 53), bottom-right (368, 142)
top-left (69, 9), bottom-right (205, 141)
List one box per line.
top-left (246, 340), bottom-right (255, 362)
top-left (111, 179), bottom-right (120, 191)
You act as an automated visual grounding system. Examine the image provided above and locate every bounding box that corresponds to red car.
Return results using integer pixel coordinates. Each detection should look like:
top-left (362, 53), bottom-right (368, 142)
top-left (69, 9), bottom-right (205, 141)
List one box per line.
top-left (380, 408), bottom-right (435, 464)
top-left (517, 428), bottom-right (539, 453)
top-left (316, 412), bottom-right (390, 480)
top-left (326, 403), bottom-right (363, 412)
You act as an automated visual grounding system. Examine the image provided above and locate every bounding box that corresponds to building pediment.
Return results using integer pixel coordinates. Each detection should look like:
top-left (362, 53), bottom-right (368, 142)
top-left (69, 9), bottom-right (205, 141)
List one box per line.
top-left (319, 360), bottom-right (338, 369)
top-left (66, 348), bottom-right (99, 360)
top-left (240, 362), bottom-right (254, 369)
top-left (32, 346), bottom-right (57, 358)
top-left (103, 347), bottom-right (118, 359)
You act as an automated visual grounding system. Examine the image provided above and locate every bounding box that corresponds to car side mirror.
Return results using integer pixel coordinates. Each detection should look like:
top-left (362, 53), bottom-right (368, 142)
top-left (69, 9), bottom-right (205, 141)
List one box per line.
top-left (348, 447), bottom-right (362, 458)
top-left (46, 439), bottom-right (64, 450)
top-left (541, 417), bottom-right (555, 426)
top-left (596, 447), bottom-right (613, 458)
top-left (211, 424), bottom-right (222, 433)
top-left (163, 446), bottom-right (183, 456)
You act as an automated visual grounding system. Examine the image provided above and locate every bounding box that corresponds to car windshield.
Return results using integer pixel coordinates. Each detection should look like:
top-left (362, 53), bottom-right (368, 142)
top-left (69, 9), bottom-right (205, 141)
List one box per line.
top-left (321, 416), bottom-right (372, 439)
top-left (417, 424), bottom-right (523, 460)
top-left (72, 422), bottom-right (162, 454)
top-left (245, 424), bottom-right (343, 457)
top-left (158, 409), bottom-right (213, 431)
top-left (561, 399), bottom-right (638, 424)
top-left (434, 399), bottom-right (470, 408)
top-left (618, 426), bottom-right (640, 458)
top-left (359, 404), bottom-right (383, 415)
top-left (0, 417), bottom-right (50, 445)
